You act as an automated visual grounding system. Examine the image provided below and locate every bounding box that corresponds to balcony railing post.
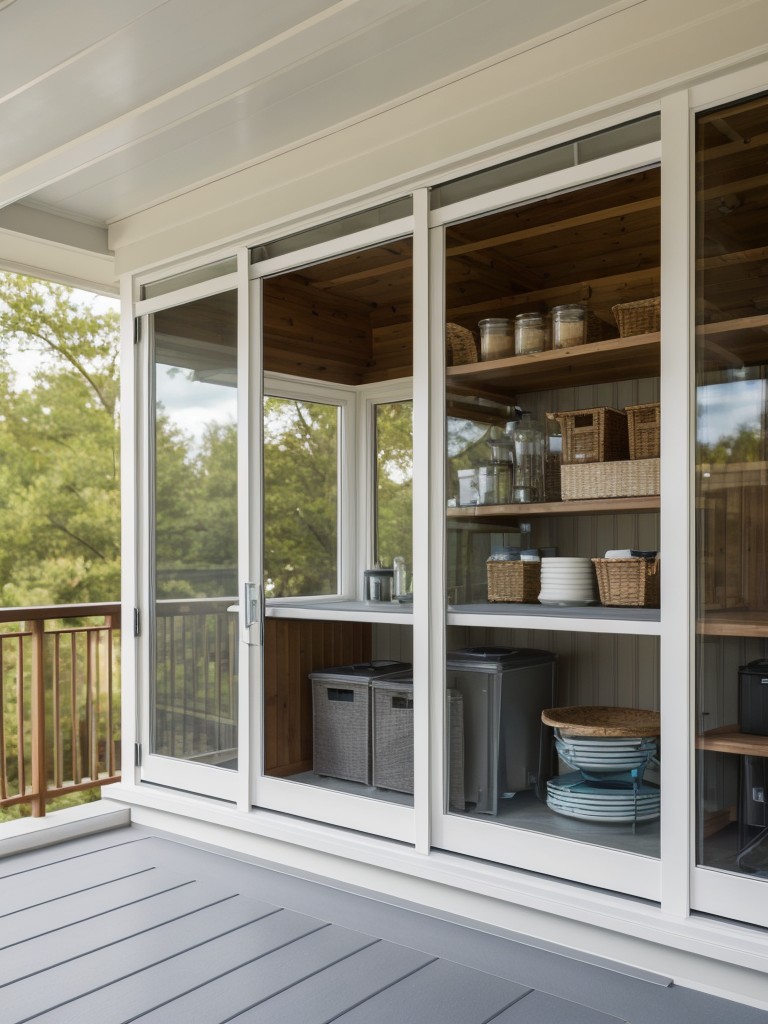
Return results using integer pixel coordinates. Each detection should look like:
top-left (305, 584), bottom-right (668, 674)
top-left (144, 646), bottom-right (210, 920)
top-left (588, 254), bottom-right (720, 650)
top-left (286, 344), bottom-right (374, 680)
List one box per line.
top-left (29, 618), bottom-right (47, 817)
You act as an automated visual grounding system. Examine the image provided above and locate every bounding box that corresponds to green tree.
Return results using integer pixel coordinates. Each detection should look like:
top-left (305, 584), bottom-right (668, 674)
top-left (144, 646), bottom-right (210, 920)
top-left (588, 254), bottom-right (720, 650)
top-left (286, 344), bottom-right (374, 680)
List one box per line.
top-left (0, 274), bottom-right (120, 605)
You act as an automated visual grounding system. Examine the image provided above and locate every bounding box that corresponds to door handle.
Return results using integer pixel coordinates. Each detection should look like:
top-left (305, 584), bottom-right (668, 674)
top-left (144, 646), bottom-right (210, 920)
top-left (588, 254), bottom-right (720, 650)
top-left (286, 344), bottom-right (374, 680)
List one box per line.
top-left (243, 582), bottom-right (263, 645)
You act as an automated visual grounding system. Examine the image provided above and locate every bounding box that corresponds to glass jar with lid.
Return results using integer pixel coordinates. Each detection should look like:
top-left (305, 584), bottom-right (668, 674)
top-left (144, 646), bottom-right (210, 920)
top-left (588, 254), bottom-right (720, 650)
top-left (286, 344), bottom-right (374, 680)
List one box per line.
top-left (478, 318), bottom-right (514, 360)
top-left (514, 312), bottom-right (548, 355)
top-left (551, 304), bottom-right (586, 349)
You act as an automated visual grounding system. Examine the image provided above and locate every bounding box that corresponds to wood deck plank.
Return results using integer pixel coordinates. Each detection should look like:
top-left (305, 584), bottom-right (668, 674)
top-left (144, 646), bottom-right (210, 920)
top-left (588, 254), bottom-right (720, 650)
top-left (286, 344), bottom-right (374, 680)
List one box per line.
top-left (136, 925), bottom-right (379, 1024)
top-left (490, 990), bottom-right (626, 1022)
top-left (227, 941), bottom-right (435, 1023)
top-left (0, 832), bottom-right (147, 880)
top-left (0, 842), bottom-right (167, 917)
top-left (0, 867), bottom-right (169, 949)
top-left (1, 897), bottom-right (278, 1024)
top-left (330, 958), bottom-right (530, 1024)
top-left (0, 874), bottom-right (234, 986)
top-left (28, 909), bottom-right (329, 1024)
top-left (1, 827), bottom-right (767, 1024)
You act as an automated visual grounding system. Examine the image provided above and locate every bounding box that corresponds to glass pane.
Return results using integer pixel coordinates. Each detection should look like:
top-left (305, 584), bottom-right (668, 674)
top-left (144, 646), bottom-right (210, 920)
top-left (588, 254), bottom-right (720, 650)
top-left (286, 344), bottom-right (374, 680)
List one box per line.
top-left (260, 237), bottom-right (414, 815)
top-left (251, 197), bottom-right (412, 263)
top-left (263, 397), bottom-right (339, 597)
top-left (444, 167), bottom-right (662, 859)
top-left (151, 290), bottom-right (238, 768)
top-left (374, 401), bottom-right (413, 592)
top-left (431, 115), bottom-right (659, 209)
top-left (695, 92), bottom-right (768, 877)
top-left (142, 257), bottom-right (237, 300)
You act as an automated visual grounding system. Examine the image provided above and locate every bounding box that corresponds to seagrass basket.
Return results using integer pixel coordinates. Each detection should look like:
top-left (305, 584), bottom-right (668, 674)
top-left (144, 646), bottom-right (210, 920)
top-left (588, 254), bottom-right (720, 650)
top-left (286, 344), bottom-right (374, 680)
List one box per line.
top-left (487, 560), bottom-right (541, 603)
top-left (626, 402), bottom-right (660, 459)
top-left (446, 322), bottom-right (478, 366)
top-left (555, 407), bottom-right (629, 464)
top-left (560, 458), bottom-right (659, 500)
top-left (592, 556), bottom-right (660, 608)
top-left (611, 296), bottom-right (661, 337)
top-left (541, 705), bottom-right (660, 737)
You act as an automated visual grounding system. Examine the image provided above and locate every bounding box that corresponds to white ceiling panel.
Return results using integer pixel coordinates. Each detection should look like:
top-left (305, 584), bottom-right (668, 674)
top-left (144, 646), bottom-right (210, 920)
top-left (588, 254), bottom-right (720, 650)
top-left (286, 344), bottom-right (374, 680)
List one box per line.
top-left (0, 0), bottom-right (642, 257)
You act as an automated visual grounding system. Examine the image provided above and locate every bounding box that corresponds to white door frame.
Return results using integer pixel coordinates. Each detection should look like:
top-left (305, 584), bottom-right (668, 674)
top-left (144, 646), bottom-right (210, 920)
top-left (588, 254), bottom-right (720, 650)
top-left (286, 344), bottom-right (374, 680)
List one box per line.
top-left (131, 256), bottom-right (252, 803)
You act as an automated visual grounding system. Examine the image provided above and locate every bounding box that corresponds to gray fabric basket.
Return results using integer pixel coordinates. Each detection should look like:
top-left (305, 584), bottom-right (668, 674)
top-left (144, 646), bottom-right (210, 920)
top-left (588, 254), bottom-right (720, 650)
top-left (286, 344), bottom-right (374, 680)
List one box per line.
top-left (311, 661), bottom-right (411, 785)
top-left (373, 677), bottom-right (414, 793)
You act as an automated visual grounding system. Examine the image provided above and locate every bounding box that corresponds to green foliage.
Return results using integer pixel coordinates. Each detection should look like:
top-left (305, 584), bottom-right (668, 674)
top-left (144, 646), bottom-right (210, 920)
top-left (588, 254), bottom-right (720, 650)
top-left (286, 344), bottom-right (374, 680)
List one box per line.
top-left (263, 397), bottom-right (339, 597)
top-left (0, 274), bottom-right (120, 605)
top-left (375, 401), bottom-right (413, 571)
top-left (698, 423), bottom-right (764, 464)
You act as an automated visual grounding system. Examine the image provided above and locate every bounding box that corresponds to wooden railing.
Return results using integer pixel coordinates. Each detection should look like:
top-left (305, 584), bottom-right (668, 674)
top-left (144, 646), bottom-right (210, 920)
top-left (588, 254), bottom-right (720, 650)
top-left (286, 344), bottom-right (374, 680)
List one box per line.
top-left (0, 604), bottom-right (121, 818)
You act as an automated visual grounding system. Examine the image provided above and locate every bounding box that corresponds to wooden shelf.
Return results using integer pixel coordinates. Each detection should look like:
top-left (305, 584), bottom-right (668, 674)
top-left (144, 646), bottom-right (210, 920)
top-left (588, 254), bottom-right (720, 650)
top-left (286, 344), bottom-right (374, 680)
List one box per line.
top-left (697, 611), bottom-right (768, 637)
top-left (697, 726), bottom-right (768, 757)
top-left (448, 495), bottom-right (659, 519)
top-left (446, 332), bottom-right (659, 396)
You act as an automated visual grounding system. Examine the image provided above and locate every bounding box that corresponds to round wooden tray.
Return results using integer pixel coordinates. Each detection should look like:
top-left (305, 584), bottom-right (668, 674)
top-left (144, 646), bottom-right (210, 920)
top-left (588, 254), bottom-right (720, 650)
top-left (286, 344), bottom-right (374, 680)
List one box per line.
top-left (541, 705), bottom-right (660, 737)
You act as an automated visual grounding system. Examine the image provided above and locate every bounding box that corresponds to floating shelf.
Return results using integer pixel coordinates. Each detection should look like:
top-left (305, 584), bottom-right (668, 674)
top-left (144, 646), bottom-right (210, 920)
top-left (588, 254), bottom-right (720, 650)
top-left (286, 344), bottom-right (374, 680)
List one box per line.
top-left (697, 611), bottom-right (768, 637)
top-left (697, 726), bottom-right (768, 757)
top-left (447, 495), bottom-right (659, 519)
top-left (446, 332), bottom-right (660, 396)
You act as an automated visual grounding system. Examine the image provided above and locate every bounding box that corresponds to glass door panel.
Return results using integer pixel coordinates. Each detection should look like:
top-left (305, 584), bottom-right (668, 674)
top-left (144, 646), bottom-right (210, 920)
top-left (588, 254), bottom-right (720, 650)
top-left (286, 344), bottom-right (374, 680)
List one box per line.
top-left (143, 288), bottom-right (242, 798)
top-left (694, 92), bottom-right (768, 919)
top-left (437, 163), bottom-right (662, 897)
top-left (251, 233), bottom-right (416, 841)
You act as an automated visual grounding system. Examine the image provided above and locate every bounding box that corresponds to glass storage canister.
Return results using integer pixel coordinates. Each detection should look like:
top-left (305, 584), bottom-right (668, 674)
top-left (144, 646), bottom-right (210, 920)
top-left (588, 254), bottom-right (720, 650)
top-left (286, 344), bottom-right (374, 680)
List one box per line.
top-left (478, 318), bottom-right (514, 360)
top-left (512, 413), bottom-right (545, 502)
top-left (514, 312), bottom-right (548, 355)
top-left (551, 304), bottom-right (586, 349)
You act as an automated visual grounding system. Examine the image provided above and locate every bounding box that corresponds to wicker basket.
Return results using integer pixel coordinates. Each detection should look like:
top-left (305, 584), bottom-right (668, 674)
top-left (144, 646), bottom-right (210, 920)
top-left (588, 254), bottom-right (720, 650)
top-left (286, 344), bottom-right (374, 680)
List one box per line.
top-left (626, 402), bottom-right (660, 459)
top-left (555, 407), bottom-right (629, 464)
top-left (446, 322), bottom-right (478, 366)
top-left (585, 310), bottom-right (618, 342)
top-left (487, 560), bottom-right (541, 603)
top-left (592, 557), bottom-right (660, 608)
top-left (560, 458), bottom-right (659, 500)
top-left (542, 705), bottom-right (660, 737)
top-left (612, 296), bottom-right (661, 337)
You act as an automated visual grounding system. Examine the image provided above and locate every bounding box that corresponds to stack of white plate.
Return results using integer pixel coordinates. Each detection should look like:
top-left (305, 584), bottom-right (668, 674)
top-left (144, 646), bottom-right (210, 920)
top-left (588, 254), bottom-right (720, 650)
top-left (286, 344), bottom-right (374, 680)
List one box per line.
top-left (547, 773), bottom-right (660, 823)
top-left (539, 557), bottom-right (597, 606)
top-left (555, 735), bottom-right (657, 780)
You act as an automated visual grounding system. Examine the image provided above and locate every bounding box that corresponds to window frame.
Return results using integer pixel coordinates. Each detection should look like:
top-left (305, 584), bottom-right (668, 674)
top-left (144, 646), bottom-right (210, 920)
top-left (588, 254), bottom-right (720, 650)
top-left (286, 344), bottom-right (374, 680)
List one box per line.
top-left (356, 378), bottom-right (414, 599)
top-left (263, 371), bottom-right (357, 603)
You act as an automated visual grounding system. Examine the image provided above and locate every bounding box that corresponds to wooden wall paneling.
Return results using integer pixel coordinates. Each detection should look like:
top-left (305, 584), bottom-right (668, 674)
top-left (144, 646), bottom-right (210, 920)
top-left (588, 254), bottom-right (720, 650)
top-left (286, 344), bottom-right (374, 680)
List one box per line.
top-left (264, 619), bottom-right (372, 776)
top-left (262, 276), bottom-right (373, 384)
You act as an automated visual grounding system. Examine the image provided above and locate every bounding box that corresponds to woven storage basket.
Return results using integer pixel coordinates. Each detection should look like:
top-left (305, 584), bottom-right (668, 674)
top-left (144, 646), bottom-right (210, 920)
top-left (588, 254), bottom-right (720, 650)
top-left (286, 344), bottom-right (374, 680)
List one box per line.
top-left (487, 560), bottom-right (541, 603)
top-left (446, 322), bottom-right (478, 366)
top-left (585, 310), bottom-right (617, 342)
top-left (542, 705), bottom-right (660, 737)
top-left (592, 556), bottom-right (660, 608)
top-left (372, 678), bottom-right (414, 794)
top-left (560, 458), bottom-right (659, 500)
top-left (626, 402), bottom-right (660, 459)
top-left (555, 407), bottom-right (629, 464)
top-left (612, 296), bottom-right (661, 337)
top-left (312, 678), bottom-right (371, 784)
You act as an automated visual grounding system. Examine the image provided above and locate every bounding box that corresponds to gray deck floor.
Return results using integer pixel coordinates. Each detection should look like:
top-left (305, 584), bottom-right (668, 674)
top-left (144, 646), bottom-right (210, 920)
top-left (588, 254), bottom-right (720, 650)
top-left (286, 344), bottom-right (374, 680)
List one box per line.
top-left (0, 825), bottom-right (765, 1024)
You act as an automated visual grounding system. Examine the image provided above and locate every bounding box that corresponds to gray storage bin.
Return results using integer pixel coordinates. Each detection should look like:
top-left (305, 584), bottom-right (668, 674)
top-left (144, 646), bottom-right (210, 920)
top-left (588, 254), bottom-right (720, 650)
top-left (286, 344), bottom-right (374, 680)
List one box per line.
top-left (311, 661), bottom-right (411, 784)
top-left (373, 675), bottom-right (414, 793)
top-left (372, 678), bottom-right (466, 810)
top-left (446, 646), bottom-right (556, 815)
top-left (739, 659), bottom-right (768, 736)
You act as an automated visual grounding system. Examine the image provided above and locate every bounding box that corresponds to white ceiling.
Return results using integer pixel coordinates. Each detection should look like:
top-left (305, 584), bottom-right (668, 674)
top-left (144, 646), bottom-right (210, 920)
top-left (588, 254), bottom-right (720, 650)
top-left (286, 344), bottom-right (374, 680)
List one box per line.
top-left (0, 0), bottom-right (632, 267)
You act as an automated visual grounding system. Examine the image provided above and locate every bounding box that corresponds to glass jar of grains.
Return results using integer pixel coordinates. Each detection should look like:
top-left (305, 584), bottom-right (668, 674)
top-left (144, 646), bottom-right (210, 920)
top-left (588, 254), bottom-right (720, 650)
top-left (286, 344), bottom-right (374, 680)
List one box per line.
top-left (478, 318), bottom-right (514, 360)
top-left (551, 304), bottom-right (586, 349)
top-left (514, 312), bottom-right (547, 355)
